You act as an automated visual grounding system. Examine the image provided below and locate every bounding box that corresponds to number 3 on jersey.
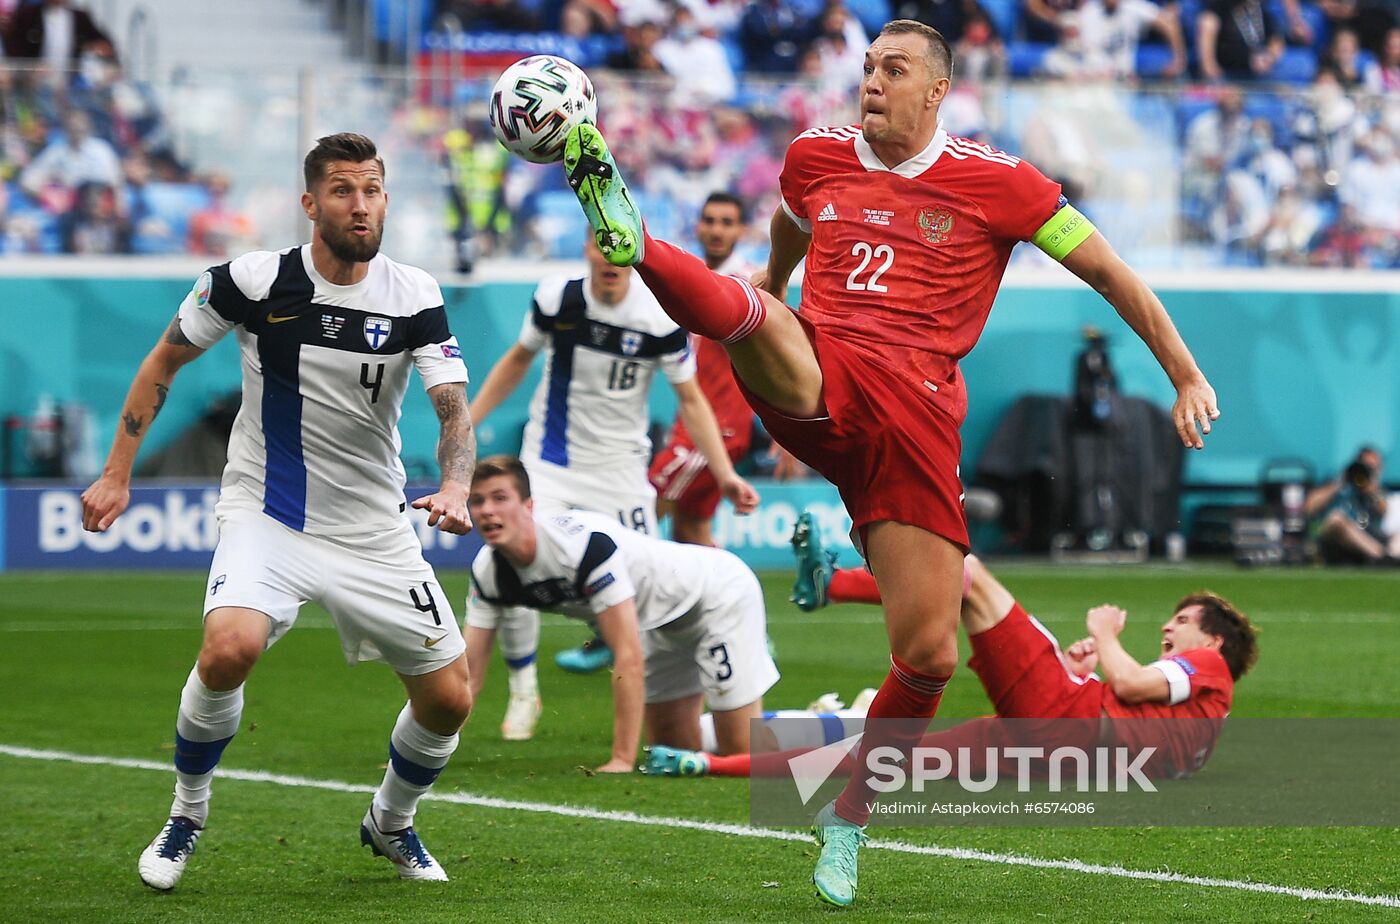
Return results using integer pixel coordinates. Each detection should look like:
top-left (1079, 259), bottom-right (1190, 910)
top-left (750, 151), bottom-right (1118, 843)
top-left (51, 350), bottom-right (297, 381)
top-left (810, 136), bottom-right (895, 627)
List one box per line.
top-left (846, 241), bottom-right (894, 292)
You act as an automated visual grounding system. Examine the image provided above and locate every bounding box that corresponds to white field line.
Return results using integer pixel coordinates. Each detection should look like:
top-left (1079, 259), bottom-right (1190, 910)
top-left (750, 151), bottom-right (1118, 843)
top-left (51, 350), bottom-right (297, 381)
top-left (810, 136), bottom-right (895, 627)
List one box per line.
top-left (1, 744), bottom-right (1396, 909)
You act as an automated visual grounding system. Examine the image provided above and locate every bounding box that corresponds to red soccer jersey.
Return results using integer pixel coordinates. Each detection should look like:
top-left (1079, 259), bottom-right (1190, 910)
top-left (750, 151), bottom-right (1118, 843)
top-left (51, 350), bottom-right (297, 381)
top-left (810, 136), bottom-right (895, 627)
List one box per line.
top-left (1101, 647), bottom-right (1235, 779)
top-left (779, 125), bottom-right (1062, 423)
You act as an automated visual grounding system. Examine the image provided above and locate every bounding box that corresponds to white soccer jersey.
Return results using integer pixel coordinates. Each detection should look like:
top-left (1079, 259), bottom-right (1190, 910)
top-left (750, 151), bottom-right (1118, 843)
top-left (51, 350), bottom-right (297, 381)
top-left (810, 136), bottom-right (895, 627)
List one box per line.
top-left (517, 272), bottom-right (694, 471)
top-left (467, 510), bottom-right (741, 630)
top-left (176, 245), bottom-right (469, 535)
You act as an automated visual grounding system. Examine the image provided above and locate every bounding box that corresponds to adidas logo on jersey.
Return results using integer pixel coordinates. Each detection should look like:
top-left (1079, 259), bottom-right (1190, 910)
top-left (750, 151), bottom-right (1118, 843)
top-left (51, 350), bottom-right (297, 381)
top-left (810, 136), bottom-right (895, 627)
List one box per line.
top-left (818, 203), bottom-right (838, 222)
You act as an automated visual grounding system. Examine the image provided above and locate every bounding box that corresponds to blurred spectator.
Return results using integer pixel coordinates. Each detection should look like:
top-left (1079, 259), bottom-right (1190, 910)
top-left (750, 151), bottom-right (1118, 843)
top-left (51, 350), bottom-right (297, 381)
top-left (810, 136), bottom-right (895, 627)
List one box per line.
top-left (1292, 70), bottom-right (1362, 182)
top-left (560, 0), bottom-right (623, 36)
top-left (19, 109), bottom-right (120, 209)
top-left (1197, 0), bottom-right (1284, 81)
top-left (653, 6), bottom-right (737, 105)
top-left (892, 0), bottom-right (984, 44)
top-left (605, 18), bottom-right (665, 71)
top-left (811, 2), bottom-right (870, 92)
top-left (436, 0), bottom-right (540, 32)
top-left (954, 8), bottom-right (1007, 81)
top-left (1240, 116), bottom-right (1296, 199)
top-left (1339, 129), bottom-right (1400, 257)
top-left (1310, 203), bottom-right (1372, 267)
top-left (187, 172), bottom-right (256, 259)
top-left (1181, 87), bottom-right (1250, 237)
top-left (740, 0), bottom-right (812, 73)
top-left (1365, 26), bottom-right (1400, 93)
top-left (1319, 27), bottom-right (1367, 88)
top-left (3, 0), bottom-right (113, 68)
top-left (1317, 0), bottom-right (1398, 57)
top-left (1024, 0), bottom-right (1084, 44)
top-left (441, 120), bottom-right (509, 272)
top-left (1042, 0), bottom-right (1187, 80)
top-left (1210, 170), bottom-right (1270, 260)
top-left (1258, 183), bottom-right (1324, 264)
top-left (60, 179), bottom-right (123, 253)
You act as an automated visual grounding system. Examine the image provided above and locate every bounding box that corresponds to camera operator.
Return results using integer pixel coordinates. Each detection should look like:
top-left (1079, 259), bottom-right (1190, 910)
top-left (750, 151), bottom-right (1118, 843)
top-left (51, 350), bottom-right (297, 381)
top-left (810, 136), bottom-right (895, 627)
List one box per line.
top-left (1304, 446), bottom-right (1399, 564)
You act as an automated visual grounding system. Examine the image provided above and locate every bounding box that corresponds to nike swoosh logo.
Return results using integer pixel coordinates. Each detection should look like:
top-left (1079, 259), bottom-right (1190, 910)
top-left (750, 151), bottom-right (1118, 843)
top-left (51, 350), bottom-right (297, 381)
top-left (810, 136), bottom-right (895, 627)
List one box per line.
top-left (423, 634), bottom-right (449, 649)
top-left (267, 314), bottom-right (300, 324)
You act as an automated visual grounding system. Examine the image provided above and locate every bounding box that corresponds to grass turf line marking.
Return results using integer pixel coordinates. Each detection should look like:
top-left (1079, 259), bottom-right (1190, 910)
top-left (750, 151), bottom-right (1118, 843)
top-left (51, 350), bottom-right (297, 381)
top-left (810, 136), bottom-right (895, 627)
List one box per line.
top-left (2, 744), bottom-right (1397, 909)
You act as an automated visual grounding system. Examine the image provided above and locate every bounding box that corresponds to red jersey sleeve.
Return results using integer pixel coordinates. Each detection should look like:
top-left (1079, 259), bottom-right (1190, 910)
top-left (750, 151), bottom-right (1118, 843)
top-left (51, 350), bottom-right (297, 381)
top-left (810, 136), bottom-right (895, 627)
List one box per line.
top-left (780, 127), bottom-right (858, 232)
top-left (978, 155), bottom-right (1063, 242)
top-left (1148, 649), bottom-right (1233, 706)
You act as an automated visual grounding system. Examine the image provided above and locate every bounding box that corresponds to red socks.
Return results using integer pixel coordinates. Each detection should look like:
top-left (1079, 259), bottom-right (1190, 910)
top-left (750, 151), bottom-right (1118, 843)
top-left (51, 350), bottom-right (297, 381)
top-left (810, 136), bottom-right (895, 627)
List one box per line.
top-left (635, 232), bottom-right (766, 343)
top-left (834, 655), bottom-right (950, 826)
top-left (829, 568), bottom-right (882, 604)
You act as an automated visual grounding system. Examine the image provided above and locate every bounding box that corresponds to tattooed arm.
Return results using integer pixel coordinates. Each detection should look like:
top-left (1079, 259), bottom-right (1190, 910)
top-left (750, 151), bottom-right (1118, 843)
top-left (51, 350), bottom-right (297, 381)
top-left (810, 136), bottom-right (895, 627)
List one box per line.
top-left (409, 382), bottom-right (476, 534)
top-left (81, 314), bottom-right (206, 531)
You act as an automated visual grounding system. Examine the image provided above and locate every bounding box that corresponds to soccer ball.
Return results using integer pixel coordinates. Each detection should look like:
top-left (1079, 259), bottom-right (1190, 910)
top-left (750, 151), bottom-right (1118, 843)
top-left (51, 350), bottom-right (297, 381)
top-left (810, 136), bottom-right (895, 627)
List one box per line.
top-left (490, 55), bottom-right (597, 164)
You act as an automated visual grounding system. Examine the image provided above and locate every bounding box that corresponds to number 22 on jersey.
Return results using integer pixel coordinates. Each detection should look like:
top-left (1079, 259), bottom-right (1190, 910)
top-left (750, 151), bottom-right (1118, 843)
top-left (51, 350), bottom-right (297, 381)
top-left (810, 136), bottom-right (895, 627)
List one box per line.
top-left (845, 241), bottom-right (894, 292)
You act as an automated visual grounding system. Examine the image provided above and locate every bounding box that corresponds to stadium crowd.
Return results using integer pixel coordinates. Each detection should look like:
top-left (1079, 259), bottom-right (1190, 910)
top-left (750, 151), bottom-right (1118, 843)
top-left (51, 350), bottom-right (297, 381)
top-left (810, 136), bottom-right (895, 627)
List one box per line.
top-left (0, 0), bottom-right (256, 255)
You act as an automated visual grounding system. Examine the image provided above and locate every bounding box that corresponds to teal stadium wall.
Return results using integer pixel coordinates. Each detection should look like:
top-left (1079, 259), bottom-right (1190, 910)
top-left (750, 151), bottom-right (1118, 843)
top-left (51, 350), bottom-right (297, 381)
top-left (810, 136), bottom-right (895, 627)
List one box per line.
top-left (2, 273), bottom-right (1398, 566)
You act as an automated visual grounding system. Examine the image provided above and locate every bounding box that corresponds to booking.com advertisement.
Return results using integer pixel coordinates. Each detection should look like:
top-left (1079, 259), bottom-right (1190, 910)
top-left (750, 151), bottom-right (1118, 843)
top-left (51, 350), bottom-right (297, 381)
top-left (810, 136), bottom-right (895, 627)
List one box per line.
top-left (0, 481), bottom-right (852, 572)
top-left (743, 717), bottom-right (1400, 827)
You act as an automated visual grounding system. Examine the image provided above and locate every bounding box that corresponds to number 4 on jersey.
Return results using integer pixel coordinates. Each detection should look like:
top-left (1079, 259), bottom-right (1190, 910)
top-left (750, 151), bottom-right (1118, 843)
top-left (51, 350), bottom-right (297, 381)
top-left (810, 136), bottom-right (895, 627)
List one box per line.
top-left (846, 242), bottom-right (894, 292)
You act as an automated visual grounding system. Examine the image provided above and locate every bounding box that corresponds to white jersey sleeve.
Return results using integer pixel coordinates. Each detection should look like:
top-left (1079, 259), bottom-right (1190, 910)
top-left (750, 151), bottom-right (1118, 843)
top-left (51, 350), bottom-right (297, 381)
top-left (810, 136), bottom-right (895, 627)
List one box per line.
top-left (659, 334), bottom-right (696, 385)
top-left (577, 532), bottom-right (637, 614)
top-left (177, 251), bottom-right (282, 348)
top-left (400, 270), bottom-right (468, 391)
top-left (519, 275), bottom-right (570, 352)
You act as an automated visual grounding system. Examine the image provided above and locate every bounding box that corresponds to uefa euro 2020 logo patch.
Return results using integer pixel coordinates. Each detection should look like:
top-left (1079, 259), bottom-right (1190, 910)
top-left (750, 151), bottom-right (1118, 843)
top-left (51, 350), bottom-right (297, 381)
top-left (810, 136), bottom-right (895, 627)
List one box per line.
top-left (917, 207), bottom-right (954, 245)
top-left (363, 316), bottom-right (392, 350)
top-left (193, 271), bottom-right (213, 308)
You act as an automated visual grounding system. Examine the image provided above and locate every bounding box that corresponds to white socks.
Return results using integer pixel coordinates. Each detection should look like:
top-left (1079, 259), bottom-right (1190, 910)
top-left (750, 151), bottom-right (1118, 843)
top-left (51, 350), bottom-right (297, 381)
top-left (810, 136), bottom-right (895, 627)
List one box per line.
top-left (372, 703), bottom-right (459, 831)
top-left (171, 665), bottom-right (244, 827)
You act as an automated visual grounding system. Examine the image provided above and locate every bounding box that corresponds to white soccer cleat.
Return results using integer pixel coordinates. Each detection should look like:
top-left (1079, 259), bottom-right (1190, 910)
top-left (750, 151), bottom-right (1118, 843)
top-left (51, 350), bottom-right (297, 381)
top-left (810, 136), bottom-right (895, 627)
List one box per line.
top-left (138, 816), bottom-right (202, 891)
top-left (359, 807), bottom-right (449, 881)
top-left (808, 692), bottom-right (845, 714)
top-left (848, 688), bottom-right (879, 717)
top-left (501, 691), bottom-right (543, 740)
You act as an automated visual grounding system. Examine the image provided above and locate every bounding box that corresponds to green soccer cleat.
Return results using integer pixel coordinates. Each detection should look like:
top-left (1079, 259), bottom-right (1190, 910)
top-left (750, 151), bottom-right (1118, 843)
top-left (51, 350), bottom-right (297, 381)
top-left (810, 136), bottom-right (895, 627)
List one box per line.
top-left (790, 511), bottom-right (835, 612)
top-left (563, 123), bottom-right (645, 266)
top-left (642, 745), bottom-right (710, 777)
top-left (811, 800), bottom-right (868, 908)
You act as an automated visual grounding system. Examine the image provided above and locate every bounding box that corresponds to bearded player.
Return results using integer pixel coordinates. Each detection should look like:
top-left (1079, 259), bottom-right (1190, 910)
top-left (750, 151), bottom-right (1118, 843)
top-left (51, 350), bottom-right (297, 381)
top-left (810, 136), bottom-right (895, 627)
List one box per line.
top-left (559, 20), bottom-right (1219, 907)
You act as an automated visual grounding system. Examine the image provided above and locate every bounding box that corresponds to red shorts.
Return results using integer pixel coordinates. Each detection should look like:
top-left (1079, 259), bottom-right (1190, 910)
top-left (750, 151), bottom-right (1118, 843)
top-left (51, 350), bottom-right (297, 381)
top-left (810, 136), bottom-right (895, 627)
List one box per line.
top-left (648, 436), bottom-right (750, 520)
top-left (967, 603), bottom-right (1104, 719)
top-left (737, 314), bottom-right (968, 549)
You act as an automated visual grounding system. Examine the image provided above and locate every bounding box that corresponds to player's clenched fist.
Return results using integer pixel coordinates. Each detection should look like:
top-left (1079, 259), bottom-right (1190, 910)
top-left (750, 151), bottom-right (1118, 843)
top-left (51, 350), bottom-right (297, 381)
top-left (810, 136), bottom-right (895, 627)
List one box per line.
top-left (1086, 604), bottom-right (1127, 637)
top-left (1064, 637), bottom-right (1099, 677)
top-left (81, 475), bottom-right (130, 532)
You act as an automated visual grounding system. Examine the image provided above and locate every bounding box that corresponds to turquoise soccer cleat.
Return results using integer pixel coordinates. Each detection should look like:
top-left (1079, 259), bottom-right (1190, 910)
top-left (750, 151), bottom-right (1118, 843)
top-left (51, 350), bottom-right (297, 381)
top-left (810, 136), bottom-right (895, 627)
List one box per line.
top-left (554, 635), bottom-right (614, 674)
top-left (642, 745), bottom-right (710, 777)
top-left (563, 123), bottom-right (645, 266)
top-left (811, 800), bottom-right (868, 907)
top-left (789, 511), bottom-right (835, 612)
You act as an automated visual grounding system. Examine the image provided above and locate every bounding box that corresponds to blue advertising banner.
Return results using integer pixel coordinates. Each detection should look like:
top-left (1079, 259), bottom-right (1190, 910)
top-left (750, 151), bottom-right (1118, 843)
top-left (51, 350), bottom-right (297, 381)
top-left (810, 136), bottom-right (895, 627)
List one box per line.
top-left (1, 484), bottom-right (484, 571)
top-left (711, 481), bottom-right (859, 571)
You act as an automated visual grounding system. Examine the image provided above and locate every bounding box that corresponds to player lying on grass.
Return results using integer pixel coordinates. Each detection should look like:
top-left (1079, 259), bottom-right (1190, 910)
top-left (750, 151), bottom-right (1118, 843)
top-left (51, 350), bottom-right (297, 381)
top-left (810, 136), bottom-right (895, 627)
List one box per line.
top-left (466, 455), bottom-right (778, 771)
top-left (646, 554), bottom-right (1257, 780)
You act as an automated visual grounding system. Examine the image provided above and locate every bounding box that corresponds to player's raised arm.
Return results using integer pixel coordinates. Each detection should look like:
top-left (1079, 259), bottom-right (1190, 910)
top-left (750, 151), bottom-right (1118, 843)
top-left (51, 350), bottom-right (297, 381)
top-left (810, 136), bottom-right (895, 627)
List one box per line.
top-left (1057, 230), bottom-right (1220, 449)
top-left (81, 314), bottom-right (205, 532)
top-left (593, 597), bottom-right (646, 773)
top-left (467, 343), bottom-right (536, 425)
top-left (411, 382), bottom-right (476, 535)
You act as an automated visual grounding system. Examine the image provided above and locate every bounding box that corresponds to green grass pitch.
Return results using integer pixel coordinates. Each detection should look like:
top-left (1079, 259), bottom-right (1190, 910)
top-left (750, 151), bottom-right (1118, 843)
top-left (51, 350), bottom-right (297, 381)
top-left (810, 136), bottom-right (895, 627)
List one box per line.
top-left (2, 564), bottom-right (1398, 922)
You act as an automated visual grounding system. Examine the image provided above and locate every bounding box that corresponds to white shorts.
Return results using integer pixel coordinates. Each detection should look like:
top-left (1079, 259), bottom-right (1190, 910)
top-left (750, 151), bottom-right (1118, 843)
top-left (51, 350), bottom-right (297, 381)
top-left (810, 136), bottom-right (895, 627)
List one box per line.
top-left (642, 562), bottom-right (779, 712)
top-left (526, 456), bottom-right (659, 536)
top-left (202, 511), bottom-right (464, 676)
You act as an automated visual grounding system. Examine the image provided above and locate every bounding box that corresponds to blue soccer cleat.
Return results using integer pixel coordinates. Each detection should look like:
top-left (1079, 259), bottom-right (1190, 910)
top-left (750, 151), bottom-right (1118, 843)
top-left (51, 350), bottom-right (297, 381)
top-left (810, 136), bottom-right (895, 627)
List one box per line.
top-left (811, 800), bottom-right (868, 907)
top-left (555, 635), bottom-right (614, 674)
top-left (564, 122), bottom-right (645, 266)
top-left (790, 511), bottom-right (836, 612)
top-left (642, 745), bottom-right (711, 777)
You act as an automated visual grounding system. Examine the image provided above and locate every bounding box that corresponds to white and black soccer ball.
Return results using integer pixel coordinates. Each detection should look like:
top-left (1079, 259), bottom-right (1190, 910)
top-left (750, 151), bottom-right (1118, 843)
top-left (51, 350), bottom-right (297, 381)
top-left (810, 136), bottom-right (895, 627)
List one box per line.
top-left (489, 55), bottom-right (597, 164)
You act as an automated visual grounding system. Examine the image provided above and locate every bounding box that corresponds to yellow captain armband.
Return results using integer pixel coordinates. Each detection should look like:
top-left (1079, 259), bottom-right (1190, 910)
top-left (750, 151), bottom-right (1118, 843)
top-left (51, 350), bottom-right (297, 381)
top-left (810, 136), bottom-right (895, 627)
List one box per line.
top-left (1032, 204), bottom-right (1096, 262)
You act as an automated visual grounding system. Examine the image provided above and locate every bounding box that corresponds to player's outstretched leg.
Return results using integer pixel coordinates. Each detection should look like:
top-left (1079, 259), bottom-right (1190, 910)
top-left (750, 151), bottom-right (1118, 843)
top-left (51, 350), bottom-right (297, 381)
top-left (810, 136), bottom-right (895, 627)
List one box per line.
top-left (363, 701), bottom-right (461, 881)
top-left (790, 512), bottom-right (836, 611)
top-left (812, 799), bottom-right (868, 907)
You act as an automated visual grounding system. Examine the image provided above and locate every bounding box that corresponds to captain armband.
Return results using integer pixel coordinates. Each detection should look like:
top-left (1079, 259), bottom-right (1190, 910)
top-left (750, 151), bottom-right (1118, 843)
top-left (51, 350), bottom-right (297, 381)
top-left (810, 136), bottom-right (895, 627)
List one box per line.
top-left (1031, 204), bottom-right (1096, 262)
